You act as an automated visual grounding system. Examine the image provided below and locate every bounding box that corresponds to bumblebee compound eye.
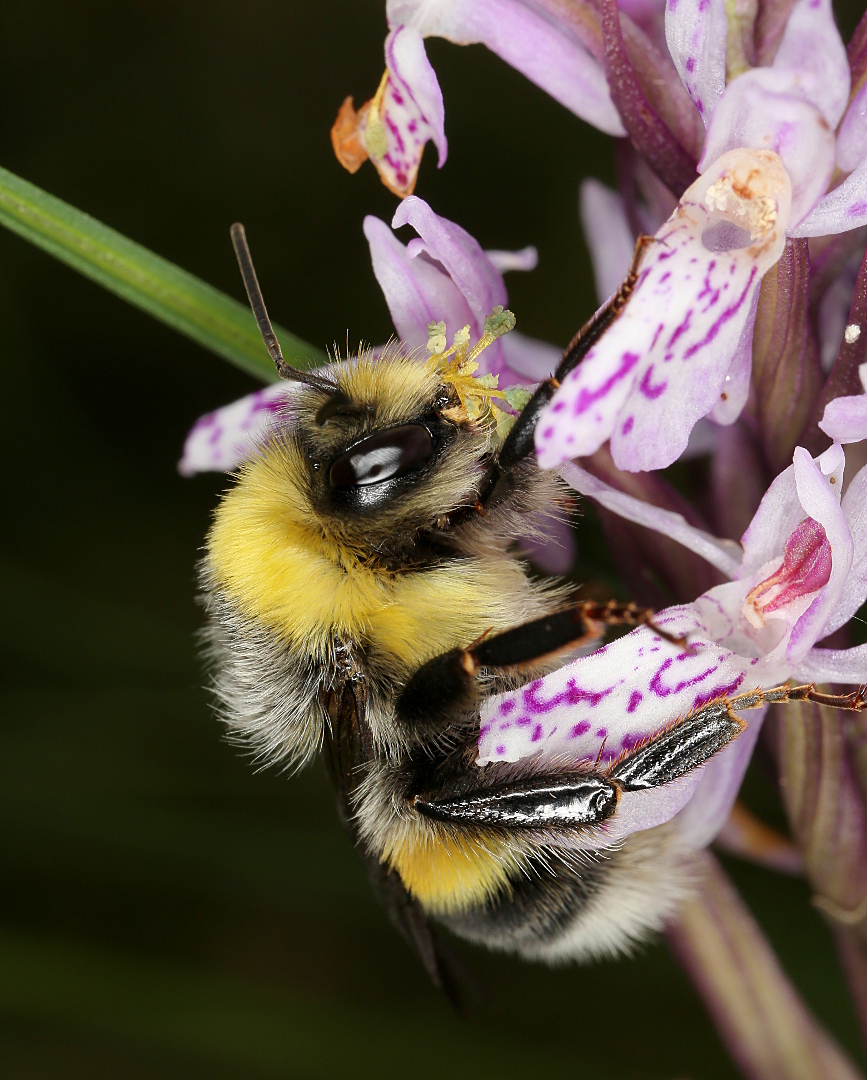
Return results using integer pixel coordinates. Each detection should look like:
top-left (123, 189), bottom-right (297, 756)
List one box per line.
top-left (329, 424), bottom-right (434, 487)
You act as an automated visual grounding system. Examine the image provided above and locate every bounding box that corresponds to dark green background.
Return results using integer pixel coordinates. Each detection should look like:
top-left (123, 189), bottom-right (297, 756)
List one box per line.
top-left (0, 2), bottom-right (864, 1076)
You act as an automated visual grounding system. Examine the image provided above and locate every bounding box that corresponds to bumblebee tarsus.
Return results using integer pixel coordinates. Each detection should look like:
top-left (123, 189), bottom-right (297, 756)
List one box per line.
top-left (728, 682), bottom-right (867, 713)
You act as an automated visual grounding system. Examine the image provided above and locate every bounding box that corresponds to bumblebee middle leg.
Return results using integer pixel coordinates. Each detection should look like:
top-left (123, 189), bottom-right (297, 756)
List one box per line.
top-left (396, 599), bottom-right (670, 735)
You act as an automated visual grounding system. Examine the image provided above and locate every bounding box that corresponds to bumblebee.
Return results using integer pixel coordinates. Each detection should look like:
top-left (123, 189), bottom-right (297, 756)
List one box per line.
top-left (201, 225), bottom-right (865, 988)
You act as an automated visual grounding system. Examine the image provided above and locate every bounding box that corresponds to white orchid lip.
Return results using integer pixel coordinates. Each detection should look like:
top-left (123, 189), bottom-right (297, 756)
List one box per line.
top-left (535, 149), bottom-right (791, 473)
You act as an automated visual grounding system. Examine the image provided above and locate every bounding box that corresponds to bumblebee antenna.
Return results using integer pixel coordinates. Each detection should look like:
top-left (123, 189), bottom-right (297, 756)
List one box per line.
top-left (230, 223), bottom-right (346, 401)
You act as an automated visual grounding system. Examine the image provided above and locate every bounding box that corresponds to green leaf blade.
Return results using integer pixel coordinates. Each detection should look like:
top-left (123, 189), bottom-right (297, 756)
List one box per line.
top-left (0, 165), bottom-right (327, 382)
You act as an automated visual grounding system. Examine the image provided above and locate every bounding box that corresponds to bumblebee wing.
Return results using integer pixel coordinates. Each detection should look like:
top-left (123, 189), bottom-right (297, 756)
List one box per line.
top-left (320, 671), bottom-right (463, 1005)
top-left (364, 853), bottom-right (464, 1008)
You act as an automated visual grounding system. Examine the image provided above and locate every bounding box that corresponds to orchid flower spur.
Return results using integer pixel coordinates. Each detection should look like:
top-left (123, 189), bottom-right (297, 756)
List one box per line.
top-left (534, 0), bottom-right (867, 472)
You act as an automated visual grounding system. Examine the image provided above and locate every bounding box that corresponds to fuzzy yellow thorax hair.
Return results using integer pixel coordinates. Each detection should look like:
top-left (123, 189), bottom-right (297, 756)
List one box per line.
top-left (205, 347), bottom-right (536, 665)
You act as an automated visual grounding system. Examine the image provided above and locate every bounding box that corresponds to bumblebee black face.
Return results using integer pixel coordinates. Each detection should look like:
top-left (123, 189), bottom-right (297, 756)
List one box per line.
top-left (202, 224), bottom-right (867, 999)
top-left (329, 424), bottom-right (435, 488)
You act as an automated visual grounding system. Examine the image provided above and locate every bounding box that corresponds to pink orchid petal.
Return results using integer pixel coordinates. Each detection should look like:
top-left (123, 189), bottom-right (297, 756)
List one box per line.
top-left (821, 460), bottom-right (867, 636)
top-left (560, 461), bottom-right (742, 576)
top-left (366, 200), bottom-right (559, 386)
top-left (358, 27), bottom-right (446, 197)
top-left (771, 0), bottom-right (849, 129)
top-left (392, 196), bottom-right (509, 335)
top-left (672, 712), bottom-right (764, 850)
top-left (178, 382), bottom-right (299, 476)
top-left (579, 179), bottom-right (636, 305)
top-left (699, 69), bottom-right (835, 225)
top-left (786, 446), bottom-right (853, 665)
top-left (364, 213), bottom-right (474, 353)
top-left (498, 330), bottom-right (562, 384)
top-left (387, 0), bottom-right (626, 136)
top-left (536, 150), bottom-right (790, 473)
top-left (798, 642), bottom-right (867, 682)
top-left (386, 26), bottom-right (447, 165)
top-left (484, 246), bottom-right (538, 273)
top-left (664, 0), bottom-right (727, 126)
top-left (819, 386), bottom-right (867, 442)
top-left (790, 156), bottom-right (867, 237)
top-left (837, 81), bottom-right (867, 173)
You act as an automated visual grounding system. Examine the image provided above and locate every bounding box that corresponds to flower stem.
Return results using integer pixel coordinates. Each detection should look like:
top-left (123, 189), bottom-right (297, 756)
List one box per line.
top-left (668, 850), bottom-right (864, 1080)
top-left (0, 165), bottom-right (326, 382)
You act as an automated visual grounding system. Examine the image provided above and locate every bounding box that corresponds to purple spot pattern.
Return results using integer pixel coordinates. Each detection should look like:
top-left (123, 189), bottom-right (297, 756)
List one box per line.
top-left (477, 611), bottom-right (759, 771)
top-left (536, 203), bottom-right (769, 470)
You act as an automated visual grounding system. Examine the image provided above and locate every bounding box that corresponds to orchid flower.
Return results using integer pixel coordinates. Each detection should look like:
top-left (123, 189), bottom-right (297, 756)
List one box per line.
top-left (331, 1), bottom-right (631, 196)
top-left (535, 0), bottom-right (867, 472)
top-left (477, 436), bottom-right (867, 859)
top-left (180, 197), bottom-right (560, 475)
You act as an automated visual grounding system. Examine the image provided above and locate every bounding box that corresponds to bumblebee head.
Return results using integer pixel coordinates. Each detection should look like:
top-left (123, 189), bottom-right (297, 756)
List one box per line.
top-left (285, 349), bottom-right (504, 548)
top-left (217, 223), bottom-right (515, 555)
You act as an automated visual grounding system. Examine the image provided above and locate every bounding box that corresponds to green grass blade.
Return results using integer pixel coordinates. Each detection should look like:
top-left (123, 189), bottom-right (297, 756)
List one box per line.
top-left (0, 165), bottom-right (327, 381)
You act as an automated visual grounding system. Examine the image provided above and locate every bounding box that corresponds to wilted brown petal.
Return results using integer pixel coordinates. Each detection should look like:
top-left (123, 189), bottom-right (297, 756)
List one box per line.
top-left (331, 96), bottom-right (371, 175)
top-left (668, 849), bottom-right (864, 1080)
top-left (750, 238), bottom-right (822, 475)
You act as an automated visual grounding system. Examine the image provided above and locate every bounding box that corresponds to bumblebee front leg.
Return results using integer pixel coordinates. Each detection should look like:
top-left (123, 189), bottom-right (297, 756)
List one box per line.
top-left (396, 599), bottom-right (671, 735)
top-left (481, 233), bottom-right (653, 488)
